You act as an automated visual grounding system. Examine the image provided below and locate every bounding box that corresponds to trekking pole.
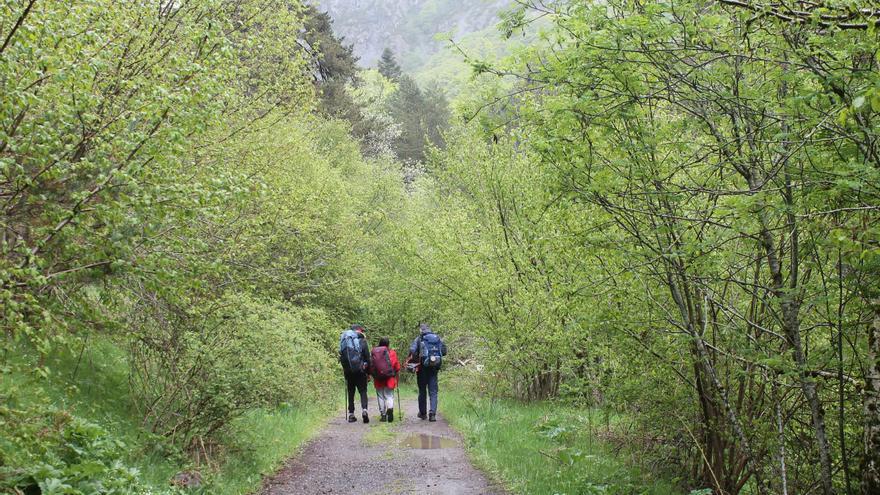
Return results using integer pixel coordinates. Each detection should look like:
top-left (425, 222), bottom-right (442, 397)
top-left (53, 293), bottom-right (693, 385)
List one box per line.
top-left (396, 379), bottom-right (403, 421)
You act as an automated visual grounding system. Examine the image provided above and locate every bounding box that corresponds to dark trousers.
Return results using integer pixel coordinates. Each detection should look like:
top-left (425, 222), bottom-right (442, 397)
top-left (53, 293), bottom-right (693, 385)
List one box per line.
top-left (417, 367), bottom-right (439, 415)
top-left (344, 370), bottom-right (368, 413)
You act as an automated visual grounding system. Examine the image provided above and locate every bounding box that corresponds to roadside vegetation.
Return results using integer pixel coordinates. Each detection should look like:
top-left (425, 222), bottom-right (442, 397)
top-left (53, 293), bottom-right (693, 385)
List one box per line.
top-left (443, 387), bottom-right (678, 495)
top-left (3, 338), bottom-right (328, 493)
top-left (0, 1), bottom-right (401, 492)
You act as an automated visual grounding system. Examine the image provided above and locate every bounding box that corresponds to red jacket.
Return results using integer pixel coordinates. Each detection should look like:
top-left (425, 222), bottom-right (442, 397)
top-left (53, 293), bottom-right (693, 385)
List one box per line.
top-left (372, 347), bottom-right (401, 390)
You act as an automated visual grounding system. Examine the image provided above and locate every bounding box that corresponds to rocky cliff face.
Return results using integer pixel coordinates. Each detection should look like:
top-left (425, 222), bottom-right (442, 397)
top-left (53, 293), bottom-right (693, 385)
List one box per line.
top-left (312, 0), bottom-right (512, 70)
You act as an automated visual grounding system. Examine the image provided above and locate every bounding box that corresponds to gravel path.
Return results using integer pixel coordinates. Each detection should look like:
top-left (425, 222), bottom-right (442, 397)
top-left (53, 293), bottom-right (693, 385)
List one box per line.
top-left (261, 398), bottom-right (504, 495)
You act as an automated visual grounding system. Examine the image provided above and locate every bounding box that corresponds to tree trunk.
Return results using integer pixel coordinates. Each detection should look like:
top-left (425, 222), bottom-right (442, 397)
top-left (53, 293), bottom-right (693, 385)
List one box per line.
top-left (863, 298), bottom-right (880, 494)
top-left (745, 169), bottom-right (835, 495)
top-left (775, 389), bottom-right (788, 495)
top-left (667, 271), bottom-right (764, 495)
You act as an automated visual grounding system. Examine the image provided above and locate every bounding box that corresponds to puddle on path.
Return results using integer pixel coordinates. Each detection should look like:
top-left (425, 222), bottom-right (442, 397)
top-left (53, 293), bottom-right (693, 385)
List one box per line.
top-left (400, 434), bottom-right (457, 449)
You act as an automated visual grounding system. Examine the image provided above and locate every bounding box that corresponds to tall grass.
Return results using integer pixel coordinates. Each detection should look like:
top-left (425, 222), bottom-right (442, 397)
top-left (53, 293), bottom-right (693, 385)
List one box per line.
top-left (209, 405), bottom-right (328, 494)
top-left (442, 392), bottom-right (680, 495)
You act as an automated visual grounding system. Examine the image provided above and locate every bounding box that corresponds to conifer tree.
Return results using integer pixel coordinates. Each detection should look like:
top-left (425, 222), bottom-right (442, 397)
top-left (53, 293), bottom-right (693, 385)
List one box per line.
top-left (386, 75), bottom-right (449, 163)
top-left (377, 48), bottom-right (402, 81)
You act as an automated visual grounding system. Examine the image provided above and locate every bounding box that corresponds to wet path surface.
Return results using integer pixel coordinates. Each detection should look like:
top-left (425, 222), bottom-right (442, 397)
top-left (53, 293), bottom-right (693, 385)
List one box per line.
top-left (261, 398), bottom-right (504, 495)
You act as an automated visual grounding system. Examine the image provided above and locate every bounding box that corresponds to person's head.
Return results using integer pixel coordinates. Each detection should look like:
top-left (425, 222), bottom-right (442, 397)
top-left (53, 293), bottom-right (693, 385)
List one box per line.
top-left (379, 337), bottom-right (390, 347)
top-left (419, 322), bottom-right (431, 335)
top-left (351, 324), bottom-right (365, 334)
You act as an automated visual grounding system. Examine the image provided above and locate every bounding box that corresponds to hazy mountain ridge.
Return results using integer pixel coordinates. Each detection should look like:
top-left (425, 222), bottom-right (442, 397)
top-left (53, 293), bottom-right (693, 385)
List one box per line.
top-left (312, 0), bottom-right (513, 70)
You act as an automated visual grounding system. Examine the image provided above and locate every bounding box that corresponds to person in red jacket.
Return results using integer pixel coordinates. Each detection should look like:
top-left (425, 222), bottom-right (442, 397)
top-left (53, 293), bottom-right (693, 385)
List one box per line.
top-left (371, 337), bottom-right (401, 422)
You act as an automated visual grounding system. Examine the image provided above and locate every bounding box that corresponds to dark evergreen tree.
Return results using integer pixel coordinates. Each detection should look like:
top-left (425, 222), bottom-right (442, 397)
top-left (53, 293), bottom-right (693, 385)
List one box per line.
top-left (420, 80), bottom-right (451, 154)
top-left (302, 7), bottom-right (360, 115)
top-left (301, 7), bottom-right (392, 156)
top-left (300, 15), bottom-right (448, 164)
top-left (377, 48), bottom-right (403, 81)
top-left (387, 75), bottom-right (449, 164)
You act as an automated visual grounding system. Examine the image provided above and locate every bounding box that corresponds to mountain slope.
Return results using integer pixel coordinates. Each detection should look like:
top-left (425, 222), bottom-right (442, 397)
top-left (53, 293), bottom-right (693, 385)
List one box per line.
top-left (312, 0), bottom-right (513, 70)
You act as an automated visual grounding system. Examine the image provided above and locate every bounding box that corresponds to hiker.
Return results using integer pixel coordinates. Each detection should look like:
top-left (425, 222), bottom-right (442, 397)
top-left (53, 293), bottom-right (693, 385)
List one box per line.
top-left (339, 324), bottom-right (371, 423)
top-left (406, 323), bottom-right (447, 422)
top-left (370, 337), bottom-right (401, 422)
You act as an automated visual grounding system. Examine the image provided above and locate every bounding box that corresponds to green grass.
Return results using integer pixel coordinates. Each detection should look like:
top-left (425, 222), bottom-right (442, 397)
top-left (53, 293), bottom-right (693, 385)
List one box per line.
top-left (209, 405), bottom-right (328, 494)
top-left (362, 421), bottom-right (399, 446)
top-left (442, 392), bottom-right (680, 495)
top-left (1, 340), bottom-right (330, 494)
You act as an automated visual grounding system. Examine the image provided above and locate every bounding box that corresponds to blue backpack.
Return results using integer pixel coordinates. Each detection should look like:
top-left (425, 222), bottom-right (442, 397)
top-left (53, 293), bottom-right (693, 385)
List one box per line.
top-left (340, 329), bottom-right (365, 373)
top-left (419, 333), bottom-right (444, 369)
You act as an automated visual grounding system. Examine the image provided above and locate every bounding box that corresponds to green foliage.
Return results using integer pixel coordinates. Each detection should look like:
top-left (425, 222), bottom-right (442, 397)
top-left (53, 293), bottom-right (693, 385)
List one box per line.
top-left (1, 336), bottom-right (331, 494)
top-left (0, 0), bottom-right (310, 352)
top-left (412, 19), bottom-right (546, 98)
top-left (0, 0), bottom-right (411, 492)
top-left (4, 0), bottom-right (879, 494)
top-left (126, 294), bottom-right (336, 445)
top-left (305, 7), bottom-right (360, 87)
top-left (303, 5), bottom-right (393, 155)
top-left (0, 395), bottom-right (152, 494)
top-left (387, 75), bottom-right (450, 164)
top-left (442, 388), bottom-right (678, 495)
top-left (354, 1), bottom-right (880, 493)
top-left (348, 69), bottom-right (402, 158)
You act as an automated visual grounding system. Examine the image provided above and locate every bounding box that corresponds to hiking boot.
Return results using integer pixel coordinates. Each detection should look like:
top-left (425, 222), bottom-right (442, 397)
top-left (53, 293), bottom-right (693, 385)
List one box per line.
top-left (362, 411), bottom-right (370, 424)
top-left (429, 412), bottom-right (436, 422)
top-left (347, 414), bottom-right (357, 423)
top-left (417, 412), bottom-right (427, 420)
top-left (387, 408), bottom-right (394, 423)
top-left (380, 414), bottom-right (387, 422)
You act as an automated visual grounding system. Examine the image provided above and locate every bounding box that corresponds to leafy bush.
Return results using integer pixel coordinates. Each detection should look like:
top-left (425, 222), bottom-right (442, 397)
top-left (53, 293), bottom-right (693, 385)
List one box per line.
top-left (127, 293), bottom-right (336, 447)
top-left (0, 404), bottom-right (155, 494)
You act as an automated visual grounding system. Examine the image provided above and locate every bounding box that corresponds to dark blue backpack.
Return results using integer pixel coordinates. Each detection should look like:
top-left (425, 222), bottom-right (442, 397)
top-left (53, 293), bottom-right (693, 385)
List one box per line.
top-left (419, 333), bottom-right (443, 369)
top-left (340, 329), bottom-right (365, 373)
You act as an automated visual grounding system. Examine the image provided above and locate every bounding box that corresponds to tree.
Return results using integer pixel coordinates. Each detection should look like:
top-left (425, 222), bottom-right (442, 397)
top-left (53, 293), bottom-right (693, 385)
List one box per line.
top-left (302, 6), bottom-right (359, 116)
top-left (387, 75), bottom-right (450, 164)
top-left (453, 1), bottom-right (880, 492)
top-left (1, 0), bottom-right (380, 487)
top-left (301, 8), bottom-right (399, 157)
top-left (377, 47), bottom-right (403, 81)
top-left (0, 0), bottom-right (309, 347)
top-left (365, 1), bottom-right (880, 493)
top-left (303, 8), bottom-right (359, 84)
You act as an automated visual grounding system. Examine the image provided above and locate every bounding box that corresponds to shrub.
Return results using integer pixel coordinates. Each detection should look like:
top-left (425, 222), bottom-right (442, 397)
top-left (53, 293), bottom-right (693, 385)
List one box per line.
top-left (126, 293), bottom-right (336, 448)
top-left (0, 404), bottom-right (155, 494)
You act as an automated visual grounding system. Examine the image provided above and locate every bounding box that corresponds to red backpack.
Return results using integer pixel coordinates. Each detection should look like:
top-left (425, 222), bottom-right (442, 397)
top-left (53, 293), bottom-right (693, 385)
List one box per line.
top-left (371, 347), bottom-right (395, 380)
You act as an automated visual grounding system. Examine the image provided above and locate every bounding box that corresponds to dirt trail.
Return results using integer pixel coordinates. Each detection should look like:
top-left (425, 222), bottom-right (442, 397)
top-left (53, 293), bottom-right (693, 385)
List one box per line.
top-left (261, 398), bottom-right (504, 495)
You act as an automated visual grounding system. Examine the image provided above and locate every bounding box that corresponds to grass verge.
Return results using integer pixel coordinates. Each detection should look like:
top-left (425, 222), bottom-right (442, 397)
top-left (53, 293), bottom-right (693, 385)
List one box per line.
top-left (209, 405), bottom-right (329, 494)
top-left (442, 392), bottom-right (679, 495)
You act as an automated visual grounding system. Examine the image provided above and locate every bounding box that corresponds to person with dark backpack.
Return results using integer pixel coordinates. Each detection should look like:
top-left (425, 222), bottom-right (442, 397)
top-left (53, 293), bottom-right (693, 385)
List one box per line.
top-left (405, 323), bottom-right (447, 422)
top-left (339, 324), bottom-right (371, 423)
top-left (370, 337), bottom-right (400, 422)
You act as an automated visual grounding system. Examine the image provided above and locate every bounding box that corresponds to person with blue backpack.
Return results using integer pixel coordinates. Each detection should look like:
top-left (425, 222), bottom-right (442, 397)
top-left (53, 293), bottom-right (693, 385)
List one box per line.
top-left (339, 324), bottom-right (371, 423)
top-left (405, 323), bottom-right (447, 422)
